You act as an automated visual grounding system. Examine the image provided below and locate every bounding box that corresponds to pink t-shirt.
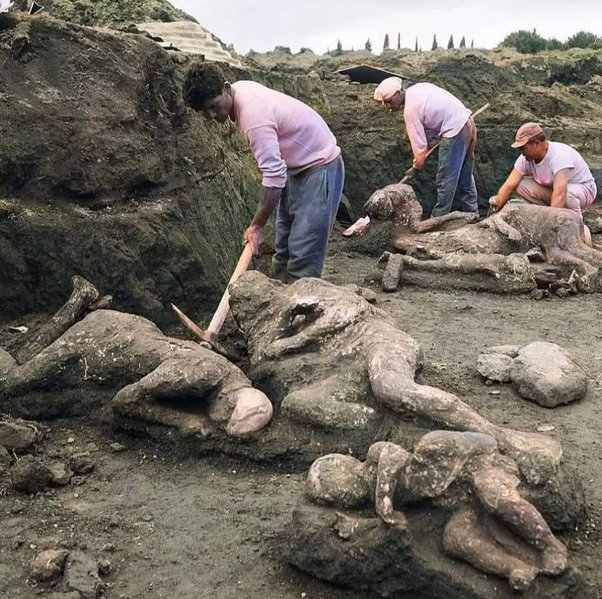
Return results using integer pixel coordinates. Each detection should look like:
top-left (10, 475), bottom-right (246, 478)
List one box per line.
top-left (403, 82), bottom-right (471, 156)
top-left (231, 81), bottom-right (340, 188)
top-left (514, 141), bottom-right (596, 188)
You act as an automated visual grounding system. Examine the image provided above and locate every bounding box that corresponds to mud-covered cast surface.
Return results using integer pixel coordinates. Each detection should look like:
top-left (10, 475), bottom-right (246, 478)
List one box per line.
top-left (1, 247), bottom-right (601, 598)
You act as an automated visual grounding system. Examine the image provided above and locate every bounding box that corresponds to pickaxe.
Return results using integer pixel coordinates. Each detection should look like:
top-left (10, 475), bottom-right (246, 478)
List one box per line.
top-left (342, 102), bottom-right (490, 237)
top-left (171, 243), bottom-right (254, 357)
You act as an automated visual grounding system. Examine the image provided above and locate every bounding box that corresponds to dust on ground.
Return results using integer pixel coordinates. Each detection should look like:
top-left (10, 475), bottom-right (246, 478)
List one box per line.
top-left (1, 245), bottom-right (602, 598)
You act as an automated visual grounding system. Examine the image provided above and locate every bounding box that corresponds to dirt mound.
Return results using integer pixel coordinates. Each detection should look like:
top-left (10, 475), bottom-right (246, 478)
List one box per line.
top-left (9, 0), bottom-right (195, 27)
top-left (309, 48), bottom-right (602, 214)
top-left (1, 12), bottom-right (601, 324)
top-left (0, 12), bottom-right (260, 324)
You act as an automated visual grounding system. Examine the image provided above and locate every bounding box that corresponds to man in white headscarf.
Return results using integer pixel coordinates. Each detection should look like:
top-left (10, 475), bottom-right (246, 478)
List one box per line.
top-left (374, 77), bottom-right (478, 218)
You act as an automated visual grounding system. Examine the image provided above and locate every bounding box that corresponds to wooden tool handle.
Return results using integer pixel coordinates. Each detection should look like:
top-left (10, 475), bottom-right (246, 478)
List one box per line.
top-left (206, 243), bottom-right (254, 338)
top-left (471, 102), bottom-right (490, 119)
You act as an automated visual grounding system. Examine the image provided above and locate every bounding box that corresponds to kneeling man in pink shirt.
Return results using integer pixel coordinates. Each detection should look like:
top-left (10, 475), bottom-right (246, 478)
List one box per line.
top-left (490, 123), bottom-right (597, 241)
top-left (183, 62), bottom-right (344, 283)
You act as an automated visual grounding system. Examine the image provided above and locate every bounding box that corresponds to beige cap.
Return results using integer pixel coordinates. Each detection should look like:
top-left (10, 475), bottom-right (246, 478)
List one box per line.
top-left (373, 77), bottom-right (403, 104)
top-left (511, 122), bottom-right (544, 148)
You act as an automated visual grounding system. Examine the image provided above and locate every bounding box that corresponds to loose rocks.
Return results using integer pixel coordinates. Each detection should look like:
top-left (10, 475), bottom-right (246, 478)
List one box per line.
top-left (510, 342), bottom-right (588, 407)
top-left (479, 342), bottom-right (588, 407)
top-left (9, 455), bottom-right (53, 493)
top-left (31, 549), bottom-right (69, 582)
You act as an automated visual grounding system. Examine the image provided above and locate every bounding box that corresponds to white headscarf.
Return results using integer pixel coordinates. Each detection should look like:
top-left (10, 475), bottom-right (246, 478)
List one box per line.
top-left (373, 77), bottom-right (403, 104)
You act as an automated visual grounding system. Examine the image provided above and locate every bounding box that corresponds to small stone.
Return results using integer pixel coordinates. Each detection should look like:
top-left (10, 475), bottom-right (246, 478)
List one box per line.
top-left (70, 455), bottom-right (95, 475)
top-left (109, 442), bottom-right (126, 453)
top-left (377, 251), bottom-right (392, 265)
top-left (483, 345), bottom-right (521, 358)
top-left (525, 247), bottom-right (545, 262)
top-left (49, 462), bottom-right (73, 486)
top-left (31, 549), bottom-right (69, 582)
top-left (537, 424), bottom-right (555, 433)
top-left (476, 353), bottom-right (512, 383)
top-left (358, 287), bottom-right (377, 303)
top-left (8, 325), bottom-right (28, 333)
top-left (67, 437), bottom-right (75, 444)
top-left (0, 421), bottom-right (38, 452)
top-left (510, 341), bottom-right (588, 407)
top-left (98, 558), bottom-right (111, 575)
top-left (63, 551), bottom-right (101, 598)
top-left (10, 455), bottom-right (53, 493)
top-left (381, 253), bottom-right (403, 292)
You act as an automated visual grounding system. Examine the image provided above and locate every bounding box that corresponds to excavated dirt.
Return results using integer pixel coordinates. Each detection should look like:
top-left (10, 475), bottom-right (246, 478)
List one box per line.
top-left (1, 241), bottom-right (602, 598)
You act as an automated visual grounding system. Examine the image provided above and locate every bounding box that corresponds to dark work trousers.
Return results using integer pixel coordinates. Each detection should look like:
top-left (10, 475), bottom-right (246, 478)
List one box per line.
top-left (431, 119), bottom-right (478, 217)
top-left (273, 154), bottom-right (344, 283)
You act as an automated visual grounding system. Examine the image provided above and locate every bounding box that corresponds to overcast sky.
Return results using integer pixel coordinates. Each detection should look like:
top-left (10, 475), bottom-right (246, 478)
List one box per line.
top-left (169, 0), bottom-right (600, 54)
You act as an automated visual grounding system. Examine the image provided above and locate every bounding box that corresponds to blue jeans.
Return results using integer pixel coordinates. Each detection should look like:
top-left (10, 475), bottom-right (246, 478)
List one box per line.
top-left (273, 155), bottom-right (344, 282)
top-left (431, 120), bottom-right (478, 217)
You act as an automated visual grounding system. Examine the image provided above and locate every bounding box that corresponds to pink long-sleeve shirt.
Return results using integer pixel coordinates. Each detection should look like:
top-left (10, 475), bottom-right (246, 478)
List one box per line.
top-left (231, 81), bottom-right (340, 188)
top-left (403, 82), bottom-right (471, 158)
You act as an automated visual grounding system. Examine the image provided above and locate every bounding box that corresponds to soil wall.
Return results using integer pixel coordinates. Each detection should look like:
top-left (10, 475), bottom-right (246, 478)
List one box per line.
top-left (1, 13), bottom-right (601, 322)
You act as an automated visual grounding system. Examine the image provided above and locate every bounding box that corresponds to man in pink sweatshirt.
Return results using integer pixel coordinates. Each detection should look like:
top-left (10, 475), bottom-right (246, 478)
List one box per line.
top-left (183, 62), bottom-right (344, 283)
top-left (374, 77), bottom-right (478, 218)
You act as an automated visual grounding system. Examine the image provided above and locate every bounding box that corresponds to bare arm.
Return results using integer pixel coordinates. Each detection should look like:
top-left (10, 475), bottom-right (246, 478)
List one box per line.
top-left (491, 169), bottom-right (523, 211)
top-left (243, 122), bottom-right (286, 253)
top-left (374, 443), bottom-right (410, 530)
top-left (489, 213), bottom-right (522, 242)
top-left (403, 106), bottom-right (429, 169)
top-left (550, 168), bottom-right (570, 209)
top-left (244, 186), bottom-right (283, 254)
